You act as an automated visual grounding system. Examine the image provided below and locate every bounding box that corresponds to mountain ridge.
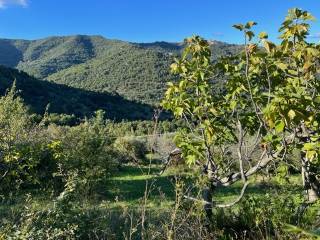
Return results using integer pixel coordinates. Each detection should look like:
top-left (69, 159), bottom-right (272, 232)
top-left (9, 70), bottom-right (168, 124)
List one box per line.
top-left (0, 35), bottom-right (242, 105)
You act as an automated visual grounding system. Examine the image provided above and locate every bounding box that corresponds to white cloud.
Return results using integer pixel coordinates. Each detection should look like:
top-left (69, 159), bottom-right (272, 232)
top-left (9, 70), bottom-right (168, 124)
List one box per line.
top-left (0, 0), bottom-right (28, 8)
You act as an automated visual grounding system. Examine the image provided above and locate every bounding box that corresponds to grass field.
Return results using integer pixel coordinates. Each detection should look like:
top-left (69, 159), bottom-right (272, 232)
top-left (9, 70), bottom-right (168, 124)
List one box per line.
top-left (0, 162), bottom-right (304, 213)
top-left (0, 161), bottom-right (309, 240)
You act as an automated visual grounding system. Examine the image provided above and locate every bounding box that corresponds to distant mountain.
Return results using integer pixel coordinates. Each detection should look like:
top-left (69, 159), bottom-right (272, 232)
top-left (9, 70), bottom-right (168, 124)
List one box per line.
top-left (0, 35), bottom-right (242, 105)
top-left (0, 65), bottom-right (154, 121)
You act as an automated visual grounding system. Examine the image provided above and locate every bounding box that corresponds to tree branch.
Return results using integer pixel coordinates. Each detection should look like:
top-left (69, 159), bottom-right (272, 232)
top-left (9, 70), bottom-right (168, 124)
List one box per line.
top-left (216, 181), bottom-right (249, 208)
top-left (219, 149), bottom-right (271, 186)
top-left (184, 181), bottom-right (250, 208)
top-left (0, 169), bottom-right (9, 182)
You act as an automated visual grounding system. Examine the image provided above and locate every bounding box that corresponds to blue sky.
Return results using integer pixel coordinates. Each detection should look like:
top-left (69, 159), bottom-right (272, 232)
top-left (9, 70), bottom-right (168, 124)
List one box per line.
top-left (0, 0), bottom-right (320, 43)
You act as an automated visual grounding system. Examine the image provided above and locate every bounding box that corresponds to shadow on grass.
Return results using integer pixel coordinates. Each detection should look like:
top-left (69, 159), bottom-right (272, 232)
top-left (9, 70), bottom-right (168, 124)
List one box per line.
top-left (104, 175), bottom-right (176, 202)
top-left (86, 164), bottom-right (178, 203)
top-left (115, 165), bottom-right (161, 177)
top-left (99, 164), bottom-right (304, 205)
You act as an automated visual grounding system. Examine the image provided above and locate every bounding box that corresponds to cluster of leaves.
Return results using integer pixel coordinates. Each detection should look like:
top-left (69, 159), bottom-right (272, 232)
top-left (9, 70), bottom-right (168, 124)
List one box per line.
top-left (47, 110), bottom-right (120, 192)
top-left (225, 8), bottom-right (320, 199)
top-left (162, 35), bottom-right (236, 168)
top-left (228, 9), bottom-right (320, 158)
top-left (163, 7), bottom-right (320, 186)
top-left (213, 190), bottom-right (320, 239)
top-left (0, 84), bottom-right (45, 190)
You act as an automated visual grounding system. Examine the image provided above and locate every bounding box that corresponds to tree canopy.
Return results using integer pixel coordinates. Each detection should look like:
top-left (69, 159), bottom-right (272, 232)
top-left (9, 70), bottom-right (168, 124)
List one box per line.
top-left (162, 8), bottom-right (320, 216)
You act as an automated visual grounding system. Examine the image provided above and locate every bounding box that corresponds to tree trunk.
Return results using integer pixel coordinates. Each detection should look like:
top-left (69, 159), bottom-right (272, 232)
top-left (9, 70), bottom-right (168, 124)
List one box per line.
top-left (301, 152), bottom-right (320, 202)
top-left (202, 181), bottom-right (214, 221)
top-left (202, 161), bottom-right (215, 222)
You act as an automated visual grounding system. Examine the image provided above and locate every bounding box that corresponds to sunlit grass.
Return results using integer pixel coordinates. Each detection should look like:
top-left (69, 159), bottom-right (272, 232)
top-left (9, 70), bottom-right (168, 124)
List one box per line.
top-left (0, 162), bottom-right (304, 218)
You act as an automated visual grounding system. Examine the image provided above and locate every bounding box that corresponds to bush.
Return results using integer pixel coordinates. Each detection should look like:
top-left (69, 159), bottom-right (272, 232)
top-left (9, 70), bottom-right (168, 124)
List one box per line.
top-left (0, 95), bottom-right (121, 193)
top-left (2, 171), bottom-right (88, 239)
top-left (0, 84), bottom-right (56, 191)
top-left (114, 136), bottom-right (148, 164)
top-left (209, 191), bottom-right (320, 239)
top-left (47, 111), bottom-right (120, 193)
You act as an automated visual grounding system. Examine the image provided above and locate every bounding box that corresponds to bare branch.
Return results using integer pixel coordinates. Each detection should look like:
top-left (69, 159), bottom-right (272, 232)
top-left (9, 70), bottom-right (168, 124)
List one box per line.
top-left (0, 169), bottom-right (9, 180)
top-left (183, 181), bottom-right (250, 208)
top-left (219, 148), bottom-right (272, 186)
top-left (216, 181), bottom-right (249, 208)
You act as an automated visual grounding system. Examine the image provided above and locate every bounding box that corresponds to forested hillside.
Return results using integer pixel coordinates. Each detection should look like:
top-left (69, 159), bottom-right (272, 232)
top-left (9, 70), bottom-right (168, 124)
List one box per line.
top-left (0, 65), bottom-right (154, 121)
top-left (0, 36), bottom-right (241, 104)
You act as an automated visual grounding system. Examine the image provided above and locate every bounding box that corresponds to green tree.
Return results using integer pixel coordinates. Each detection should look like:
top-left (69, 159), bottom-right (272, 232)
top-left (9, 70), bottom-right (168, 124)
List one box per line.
top-left (228, 8), bottom-right (320, 202)
top-left (162, 8), bottom-right (320, 221)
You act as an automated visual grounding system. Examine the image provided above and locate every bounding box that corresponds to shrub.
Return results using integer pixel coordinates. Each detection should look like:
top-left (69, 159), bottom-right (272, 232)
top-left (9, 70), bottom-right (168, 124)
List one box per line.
top-left (48, 111), bottom-right (120, 193)
top-left (114, 136), bottom-right (148, 164)
top-left (0, 84), bottom-right (54, 191)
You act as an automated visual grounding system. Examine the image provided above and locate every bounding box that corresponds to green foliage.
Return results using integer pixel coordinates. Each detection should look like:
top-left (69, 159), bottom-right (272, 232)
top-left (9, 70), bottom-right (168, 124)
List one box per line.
top-left (45, 113), bottom-right (77, 126)
top-left (0, 65), bottom-right (155, 121)
top-left (0, 84), bottom-right (50, 191)
top-left (2, 172), bottom-right (318, 240)
top-left (162, 35), bottom-right (236, 169)
top-left (228, 8), bottom-right (320, 150)
top-left (2, 171), bottom-right (108, 240)
top-left (114, 136), bottom-right (148, 164)
top-left (227, 8), bottom-right (320, 201)
top-left (212, 191), bottom-right (320, 239)
top-left (0, 88), bottom-right (123, 193)
top-left (105, 119), bottom-right (178, 137)
top-left (162, 8), bottom-right (320, 203)
top-left (48, 111), bottom-right (120, 193)
top-left (0, 35), bottom-right (241, 106)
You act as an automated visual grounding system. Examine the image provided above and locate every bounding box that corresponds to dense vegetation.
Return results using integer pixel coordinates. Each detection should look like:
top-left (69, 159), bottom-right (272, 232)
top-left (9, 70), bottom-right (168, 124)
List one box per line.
top-left (0, 36), bottom-right (241, 105)
top-left (0, 7), bottom-right (319, 240)
top-left (0, 65), bottom-right (157, 122)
